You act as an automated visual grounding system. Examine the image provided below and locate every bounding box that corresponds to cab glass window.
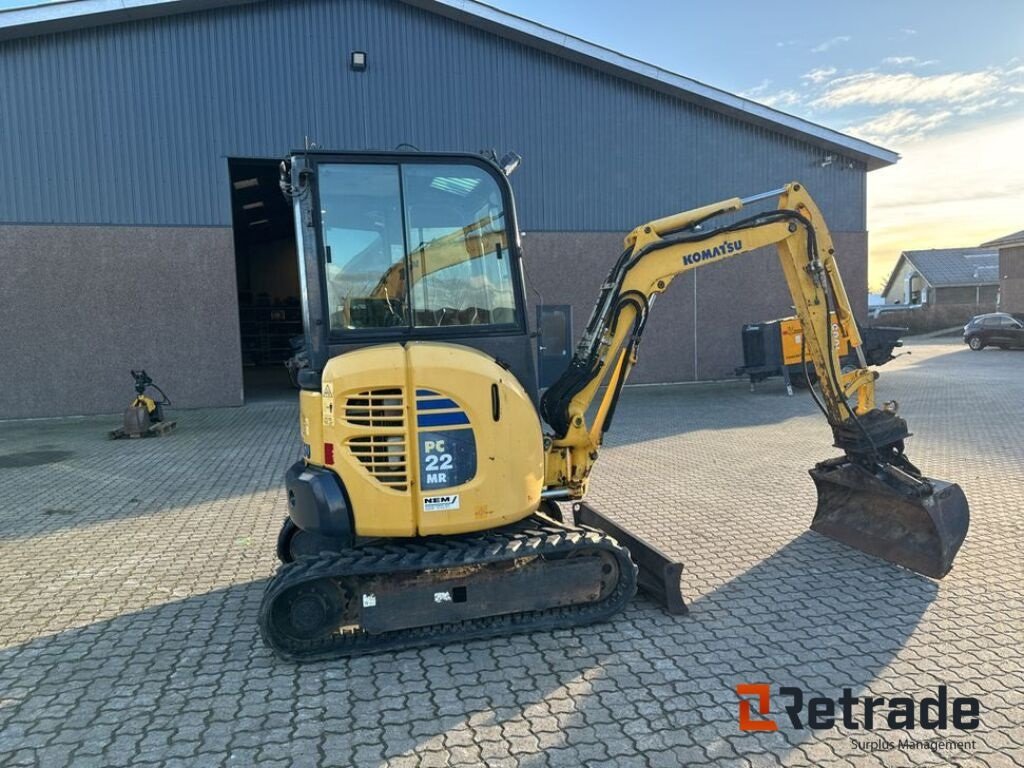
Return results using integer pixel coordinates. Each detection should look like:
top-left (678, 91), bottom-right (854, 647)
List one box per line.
top-left (401, 164), bottom-right (516, 327)
top-left (317, 160), bottom-right (517, 333)
top-left (318, 164), bottom-right (408, 331)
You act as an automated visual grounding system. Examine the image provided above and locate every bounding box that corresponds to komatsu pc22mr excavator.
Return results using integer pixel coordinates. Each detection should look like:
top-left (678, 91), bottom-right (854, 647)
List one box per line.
top-left (259, 150), bottom-right (969, 661)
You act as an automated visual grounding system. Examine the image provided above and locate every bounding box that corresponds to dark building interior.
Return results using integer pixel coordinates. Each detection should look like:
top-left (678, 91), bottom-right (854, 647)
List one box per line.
top-left (228, 159), bottom-right (301, 400)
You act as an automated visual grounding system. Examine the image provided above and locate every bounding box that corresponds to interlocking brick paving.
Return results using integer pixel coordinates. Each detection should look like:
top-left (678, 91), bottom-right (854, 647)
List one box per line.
top-left (0, 340), bottom-right (1020, 767)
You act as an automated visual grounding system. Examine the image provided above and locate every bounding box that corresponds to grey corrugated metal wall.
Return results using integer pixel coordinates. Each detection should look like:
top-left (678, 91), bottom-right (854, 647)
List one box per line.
top-left (0, 0), bottom-right (867, 232)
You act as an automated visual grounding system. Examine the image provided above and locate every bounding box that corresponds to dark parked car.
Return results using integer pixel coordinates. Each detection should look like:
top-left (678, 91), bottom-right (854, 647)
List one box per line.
top-left (963, 312), bottom-right (1024, 350)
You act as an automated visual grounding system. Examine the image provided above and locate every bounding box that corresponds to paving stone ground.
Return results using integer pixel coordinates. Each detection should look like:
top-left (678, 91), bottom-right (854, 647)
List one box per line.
top-left (0, 339), bottom-right (1021, 767)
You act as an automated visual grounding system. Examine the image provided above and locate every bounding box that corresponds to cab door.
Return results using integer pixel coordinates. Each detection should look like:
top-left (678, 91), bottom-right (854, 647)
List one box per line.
top-left (537, 305), bottom-right (572, 389)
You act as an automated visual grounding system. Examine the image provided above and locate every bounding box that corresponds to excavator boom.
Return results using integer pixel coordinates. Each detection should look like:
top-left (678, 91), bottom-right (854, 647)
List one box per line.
top-left (541, 182), bottom-right (969, 579)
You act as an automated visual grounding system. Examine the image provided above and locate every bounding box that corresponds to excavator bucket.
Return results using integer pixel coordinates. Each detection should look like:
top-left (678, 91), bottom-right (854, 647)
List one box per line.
top-left (809, 460), bottom-right (969, 579)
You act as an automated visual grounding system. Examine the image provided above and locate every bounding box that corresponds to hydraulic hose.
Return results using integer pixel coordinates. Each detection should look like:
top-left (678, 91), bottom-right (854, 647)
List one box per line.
top-left (599, 291), bottom-right (650, 435)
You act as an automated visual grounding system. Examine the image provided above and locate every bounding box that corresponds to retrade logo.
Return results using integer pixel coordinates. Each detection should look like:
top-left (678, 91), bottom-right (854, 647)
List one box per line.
top-left (735, 684), bottom-right (980, 733)
top-left (737, 684), bottom-right (778, 732)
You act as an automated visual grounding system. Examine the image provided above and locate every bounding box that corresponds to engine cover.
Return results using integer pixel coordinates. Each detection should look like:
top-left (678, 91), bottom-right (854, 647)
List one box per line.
top-left (297, 341), bottom-right (545, 537)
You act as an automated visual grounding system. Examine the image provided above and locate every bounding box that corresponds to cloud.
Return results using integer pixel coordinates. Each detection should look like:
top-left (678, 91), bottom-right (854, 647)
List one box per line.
top-left (825, 64), bottom-right (1024, 145)
top-left (812, 70), bottom-right (1004, 108)
top-left (759, 90), bottom-right (801, 108)
top-left (740, 80), bottom-right (801, 109)
top-left (843, 108), bottom-right (954, 145)
top-left (882, 56), bottom-right (937, 67)
top-left (811, 35), bottom-right (851, 53)
top-left (742, 61), bottom-right (1022, 147)
top-left (867, 115), bottom-right (1024, 288)
top-left (741, 79), bottom-right (773, 96)
top-left (955, 97), bottom-right (1003, 116)
top-left (802, 67), bottom-right (837, 84)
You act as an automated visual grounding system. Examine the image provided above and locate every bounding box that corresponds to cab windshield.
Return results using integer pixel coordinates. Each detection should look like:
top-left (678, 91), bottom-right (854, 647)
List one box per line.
top-left (317, 161), bottom-right (517, 332)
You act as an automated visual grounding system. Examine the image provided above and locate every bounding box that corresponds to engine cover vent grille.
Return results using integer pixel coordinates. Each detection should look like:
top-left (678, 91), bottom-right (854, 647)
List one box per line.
top-left (343, 388), bottom-right (408, 490)
top-left (344, 388), bottom-right (404, 428)
top-left (347, 435), bottom-right (408, 491)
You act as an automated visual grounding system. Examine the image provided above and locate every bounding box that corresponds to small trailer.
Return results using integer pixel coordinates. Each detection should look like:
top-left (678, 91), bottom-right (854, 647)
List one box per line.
top-left (736, 316), bottom-right (906, 395)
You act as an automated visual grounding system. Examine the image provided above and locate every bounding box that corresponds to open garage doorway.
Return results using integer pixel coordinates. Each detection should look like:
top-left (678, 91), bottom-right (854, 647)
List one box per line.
top-left (228, 158), bottom-right (302, 401)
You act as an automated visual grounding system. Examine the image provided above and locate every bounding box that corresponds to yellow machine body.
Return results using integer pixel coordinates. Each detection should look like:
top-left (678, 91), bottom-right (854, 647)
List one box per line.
top-left (778, 313), bottom-right (850, 366)
top-left (298, 341), bottom-right (544, 537)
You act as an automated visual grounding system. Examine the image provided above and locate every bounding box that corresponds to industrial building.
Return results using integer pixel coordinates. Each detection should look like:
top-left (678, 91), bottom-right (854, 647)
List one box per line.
top-left (0, 0), bottom-right (897, 419)
top-left (982, 230), bottom-right (1024, 312)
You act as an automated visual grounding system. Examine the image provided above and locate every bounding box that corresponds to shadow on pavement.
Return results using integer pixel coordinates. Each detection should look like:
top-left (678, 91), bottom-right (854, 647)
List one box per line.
top-left (0, 530), bottom-right (937, 766)
top-left (604, 379), bottom-right (823, 449)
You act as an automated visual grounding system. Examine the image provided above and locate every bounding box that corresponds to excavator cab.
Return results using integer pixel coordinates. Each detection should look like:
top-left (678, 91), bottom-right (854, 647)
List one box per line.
top-left (286, 150), bottom-right (537, 397)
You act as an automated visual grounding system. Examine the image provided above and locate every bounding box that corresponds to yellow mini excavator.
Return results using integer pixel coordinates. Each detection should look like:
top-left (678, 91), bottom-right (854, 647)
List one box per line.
top-left (260, 150), bottom-right (969, 661)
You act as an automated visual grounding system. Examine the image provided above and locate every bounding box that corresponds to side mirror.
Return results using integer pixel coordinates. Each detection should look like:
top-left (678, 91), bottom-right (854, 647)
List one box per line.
top-left (499, 151), bottom-right (522, 177)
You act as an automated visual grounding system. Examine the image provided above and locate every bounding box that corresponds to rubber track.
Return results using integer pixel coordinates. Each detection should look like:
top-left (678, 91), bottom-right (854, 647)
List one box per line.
top-left (259, 520), bottom-right (638, 661)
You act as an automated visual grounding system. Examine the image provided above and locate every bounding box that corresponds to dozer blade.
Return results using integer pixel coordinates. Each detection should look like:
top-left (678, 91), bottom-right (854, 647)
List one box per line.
top-left (809, 459), bottom-right (969, 579)
top-left (575, 502), bottom-right (688, 614)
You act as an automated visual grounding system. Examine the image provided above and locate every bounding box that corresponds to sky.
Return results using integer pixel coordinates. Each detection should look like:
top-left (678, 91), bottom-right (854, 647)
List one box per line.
top-left (2, 1), bottom-right (1021, 288)
top-left (481, 0), bottom-right (1024, 290)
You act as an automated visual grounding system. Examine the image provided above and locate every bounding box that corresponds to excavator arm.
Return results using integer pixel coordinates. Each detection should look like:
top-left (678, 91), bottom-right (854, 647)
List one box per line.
top-left (543, 183), bottom-right (866, 469)
top-left (541, 182), bottom-right (969, 579)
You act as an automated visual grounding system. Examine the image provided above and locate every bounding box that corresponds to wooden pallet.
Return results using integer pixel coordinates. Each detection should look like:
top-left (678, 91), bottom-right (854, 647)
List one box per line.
top-left (109, 420), bottom-right (178, 440)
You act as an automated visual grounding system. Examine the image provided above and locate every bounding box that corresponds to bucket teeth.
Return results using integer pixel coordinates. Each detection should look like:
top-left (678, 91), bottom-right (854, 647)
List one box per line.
top-left (809, 459), bottom-right (969, 579)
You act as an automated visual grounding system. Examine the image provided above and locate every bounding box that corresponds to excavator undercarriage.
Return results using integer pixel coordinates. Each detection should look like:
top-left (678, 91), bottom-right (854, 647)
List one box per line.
top-left (262, 514), bottom-right (640, 660)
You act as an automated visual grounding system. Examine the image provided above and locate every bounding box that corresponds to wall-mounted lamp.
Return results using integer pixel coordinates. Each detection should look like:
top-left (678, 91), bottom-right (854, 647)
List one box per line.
top-left (351, 51), bottom-right (367, 71)
top-left (819, 154), bottom-right (834, 168)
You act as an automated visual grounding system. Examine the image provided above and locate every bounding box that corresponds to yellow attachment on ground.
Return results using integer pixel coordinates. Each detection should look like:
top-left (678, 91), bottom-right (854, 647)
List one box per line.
top-left (131, 394), bottom-right (157, 415)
